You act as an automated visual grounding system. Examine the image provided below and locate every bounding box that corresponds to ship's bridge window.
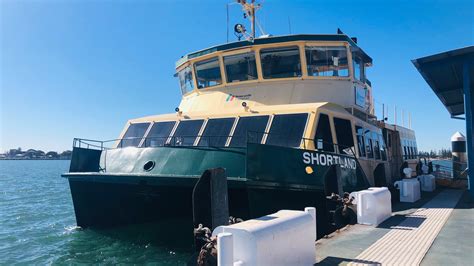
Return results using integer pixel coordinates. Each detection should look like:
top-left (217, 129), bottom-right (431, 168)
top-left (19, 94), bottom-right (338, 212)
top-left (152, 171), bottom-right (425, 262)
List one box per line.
top-left (195, 57), bottom-right (222, 89)
top-left (353, 56), bottom-right (363, 81)
top-left (119, 122), bottom-right (150, 148)
top-left (266, 113), bottom-right (308, 147)
top-left (198, 118), bottom-right (235, 147)
top-left (172, 119), bottom-right (204, 146)
top-left (224, 52), bottom-right (258, 83)
top-left (305, 46), bottom-right (349, 77)
top-left (143, 121), bottom-right (176, 147)
top-left (356, 126), bottom-right (366, 157)
top-left (315, 114), bottom-right (334, 152)
top-left (178, 66), bottom-right (194, 95)
top-left (260, 46), bottom-right (302, 79)
top-left (229, 115), bottom-right (269, 147)
top-left (333, 117), bottom-right (355, 155)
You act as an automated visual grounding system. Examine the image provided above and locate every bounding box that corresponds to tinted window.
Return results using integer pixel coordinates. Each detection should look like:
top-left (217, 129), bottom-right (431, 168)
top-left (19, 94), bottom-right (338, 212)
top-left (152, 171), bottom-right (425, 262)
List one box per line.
top-left (120, 123), bottom-right (150, 147)
top-left (224, 52), bottom-right (257, 83)
top-left (365, 130), bottom-right (374, 159)
top-left (315, 114), bottom-right (334, 152)
top-left (334, 117), bottom-right (355, 155)
top-left (178, 66), bottom-right (194, 95)
top-left (372, 132), bottom-right (381, 160)
top-left (198, 118), bottom-right (235, 147)
top-left (195, 57), bottom-right (222, 89)
top-left (356, 126), bottom-right (366, 157)
top-left (266, 113), bottom-right (308, 147)
top-left (172, 120), bottom-right (204, 146)
top-left (379, 134), bottom-right (387, 161)
top-left (260, 46), bottom-right (302, 79)
top-left (143, 121), bottom-right (176, 147)
top-left (229, 116), bottom-right (269, 147)
top-left (306, 46), bottom-right (349, 77)
top-left (353, 56), bottom-right (363, 81)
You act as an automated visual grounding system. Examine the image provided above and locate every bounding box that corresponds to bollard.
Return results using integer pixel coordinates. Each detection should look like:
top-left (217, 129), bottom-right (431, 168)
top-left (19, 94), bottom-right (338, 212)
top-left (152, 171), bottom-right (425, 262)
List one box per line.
top-left (304, 207), bottom-right (317, 241)
top-left (451, 132), bottom-right (467, 178)
top-left (217, 232), bottom-right (233, 266)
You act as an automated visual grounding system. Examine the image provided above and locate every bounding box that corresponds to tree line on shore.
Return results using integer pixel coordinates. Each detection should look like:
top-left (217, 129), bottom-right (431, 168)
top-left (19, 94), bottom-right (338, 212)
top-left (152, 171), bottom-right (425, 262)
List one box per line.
top-left (418, 148), bottom-right (452, 159)
top-left (0, 148), bottom-right (72, 160)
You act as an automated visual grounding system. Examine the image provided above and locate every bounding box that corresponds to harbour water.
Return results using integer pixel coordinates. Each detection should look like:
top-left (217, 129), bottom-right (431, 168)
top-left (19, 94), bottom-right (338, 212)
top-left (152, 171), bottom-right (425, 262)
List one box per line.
top-left (0, 160), bottom-right (192, 265)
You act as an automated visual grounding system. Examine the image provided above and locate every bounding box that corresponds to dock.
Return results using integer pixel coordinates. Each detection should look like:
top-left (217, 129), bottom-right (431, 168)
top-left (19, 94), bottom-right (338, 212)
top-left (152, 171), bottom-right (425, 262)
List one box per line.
top-left (315, 188), bottom-right (473, 265)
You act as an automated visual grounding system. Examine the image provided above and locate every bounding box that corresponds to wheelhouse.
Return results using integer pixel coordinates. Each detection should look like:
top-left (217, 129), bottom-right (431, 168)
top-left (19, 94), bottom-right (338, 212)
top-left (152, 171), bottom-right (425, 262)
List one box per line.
top-left (175, 35), bottom-right (372, 95)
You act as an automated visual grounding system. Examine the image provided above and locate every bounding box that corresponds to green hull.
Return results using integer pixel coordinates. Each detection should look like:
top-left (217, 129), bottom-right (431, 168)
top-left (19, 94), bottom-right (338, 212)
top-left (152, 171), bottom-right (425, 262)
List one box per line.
top-left (63, 143), bottom-right (369, 238)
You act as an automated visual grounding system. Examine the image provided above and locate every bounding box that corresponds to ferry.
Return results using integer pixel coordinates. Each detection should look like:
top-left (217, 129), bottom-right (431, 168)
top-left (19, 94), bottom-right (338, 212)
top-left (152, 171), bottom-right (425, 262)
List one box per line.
top-left (63, 2), bottom-right (418, 237)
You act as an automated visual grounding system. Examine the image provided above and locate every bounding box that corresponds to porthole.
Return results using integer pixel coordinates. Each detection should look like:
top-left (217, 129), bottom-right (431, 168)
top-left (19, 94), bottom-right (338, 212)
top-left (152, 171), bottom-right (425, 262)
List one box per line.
top-left (143, 160), bottom-right (155, 172)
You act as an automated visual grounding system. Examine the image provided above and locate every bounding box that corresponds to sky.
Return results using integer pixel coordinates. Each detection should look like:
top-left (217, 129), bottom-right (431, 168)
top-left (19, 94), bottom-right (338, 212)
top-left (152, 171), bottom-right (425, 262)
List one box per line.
top-left (0, 0), bottom-right (473, 153)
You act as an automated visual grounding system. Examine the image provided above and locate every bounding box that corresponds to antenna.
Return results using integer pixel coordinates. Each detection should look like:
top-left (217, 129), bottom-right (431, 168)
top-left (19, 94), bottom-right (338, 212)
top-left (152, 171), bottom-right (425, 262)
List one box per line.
top-left (236, 0), bottom-right (262, 40)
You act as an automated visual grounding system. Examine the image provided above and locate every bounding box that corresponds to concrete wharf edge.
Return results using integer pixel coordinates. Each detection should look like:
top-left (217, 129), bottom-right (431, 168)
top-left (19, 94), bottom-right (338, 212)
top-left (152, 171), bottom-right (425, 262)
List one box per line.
top-left (315, 189), bottom-right (473, 266)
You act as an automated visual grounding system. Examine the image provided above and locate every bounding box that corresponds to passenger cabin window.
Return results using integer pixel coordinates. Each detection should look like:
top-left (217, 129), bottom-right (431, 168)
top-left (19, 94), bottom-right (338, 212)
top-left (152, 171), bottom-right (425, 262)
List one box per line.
top-left (365, 130), bottom-right (374, 159)
top-left (356, 126), bottom-right (366, 157)
top-left (143, 121), bottom-right (176, 147)
top-left (315, 114), bottom-right (334, 152)
top-left (260, 46), bottom-right (302, 79)
top-left (305, 46), bottom-right (349, 77)
top-left (224, 52), bottom-right (257, 83)
top-left (195, 57), bottom-right (222, 88)
top-left (172, 120), bottom-right (204, 146)
top-left (333, 118), bottom-right (355, 155)
top-left (266, 113), bottom-right (308, 147)
top-left (353, 56), bottom-right (363, 81)
top-left (379, 134), bottom-right (387, 161)
top-left (198, 118), bottom-right (235, 147)
top-left (178, 66), bottom-right (194, 95)
top-left (372, 132), bottom-right (381, 160)
top-left (120, 123), bottom-right (150, 148)
top-left (229, 116), bottom-right (269, 147)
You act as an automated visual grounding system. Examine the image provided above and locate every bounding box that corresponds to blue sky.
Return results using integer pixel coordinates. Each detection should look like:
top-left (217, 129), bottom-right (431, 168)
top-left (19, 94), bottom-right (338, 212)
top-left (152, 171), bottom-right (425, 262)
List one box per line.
top-left (0, 0), bottom-right (472, 152)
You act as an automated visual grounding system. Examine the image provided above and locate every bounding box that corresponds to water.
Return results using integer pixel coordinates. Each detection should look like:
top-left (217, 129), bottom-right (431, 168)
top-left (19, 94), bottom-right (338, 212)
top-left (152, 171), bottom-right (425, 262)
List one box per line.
top-left (0, 160), bottom-right (192, 265)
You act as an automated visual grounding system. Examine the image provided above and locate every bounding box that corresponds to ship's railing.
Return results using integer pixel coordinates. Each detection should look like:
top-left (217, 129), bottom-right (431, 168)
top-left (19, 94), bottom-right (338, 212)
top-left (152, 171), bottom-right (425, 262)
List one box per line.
top-left (73, 132), bottom-right (357, 155)
top-left (72, 133), bottom-right (370, 184)
top-left (389, 154), bottom-right (468, 180)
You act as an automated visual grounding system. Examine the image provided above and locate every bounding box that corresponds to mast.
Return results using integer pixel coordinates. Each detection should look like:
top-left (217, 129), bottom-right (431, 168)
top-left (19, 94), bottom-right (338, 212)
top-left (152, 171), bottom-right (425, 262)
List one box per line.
top-left (237, 0), bottom-right (261, 40)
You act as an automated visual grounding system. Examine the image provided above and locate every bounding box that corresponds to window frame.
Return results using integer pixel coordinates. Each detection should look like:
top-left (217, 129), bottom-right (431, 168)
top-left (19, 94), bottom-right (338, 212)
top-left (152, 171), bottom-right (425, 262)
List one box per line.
top-left (264, 113), bottom-right (309, 148)
top-left (175, 41), bottom-right (356, 90)
top-left (223, 50), bottom-right (259, 84)
top-left (259, 45), bottom-right (303, 80)
top-left (313, 113), bottom-right (336, 153)
top-left (194, 56), bottom-right (224, 89)
top-left (355, 125), bottom-right (367, 158)
top-left (333, 117), bottom-right (356, 156)
top-left (171, 119), bottom-right (205, 147)
top-left (141, 120), bottom-right (177, 148)
top-left (304, 44), bottom-right (351, 79)
top-left (228, 115), bottom-right (271, 147)
top-left (119, 122), bottom-right (152, 148)
top-left (177, 65), bottom-right (195, 96)
top-left (197, 117), bottom-right (236, 147)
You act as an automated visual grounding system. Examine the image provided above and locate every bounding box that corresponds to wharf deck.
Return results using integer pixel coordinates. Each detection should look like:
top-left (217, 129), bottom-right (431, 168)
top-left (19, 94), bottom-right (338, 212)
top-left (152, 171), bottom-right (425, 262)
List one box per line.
top-left (315, 189), bottom-right (473, 265)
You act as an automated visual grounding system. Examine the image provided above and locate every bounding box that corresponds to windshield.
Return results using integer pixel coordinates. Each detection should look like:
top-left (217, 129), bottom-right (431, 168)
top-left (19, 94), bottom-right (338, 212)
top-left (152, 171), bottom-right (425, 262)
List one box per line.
top-left (178, 66), bottom-right (194, 95)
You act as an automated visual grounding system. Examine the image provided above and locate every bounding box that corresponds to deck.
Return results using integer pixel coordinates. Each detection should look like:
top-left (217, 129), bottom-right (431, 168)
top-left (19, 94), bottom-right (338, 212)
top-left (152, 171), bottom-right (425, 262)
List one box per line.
top-left (315, 188), bottom-right (473, 265)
